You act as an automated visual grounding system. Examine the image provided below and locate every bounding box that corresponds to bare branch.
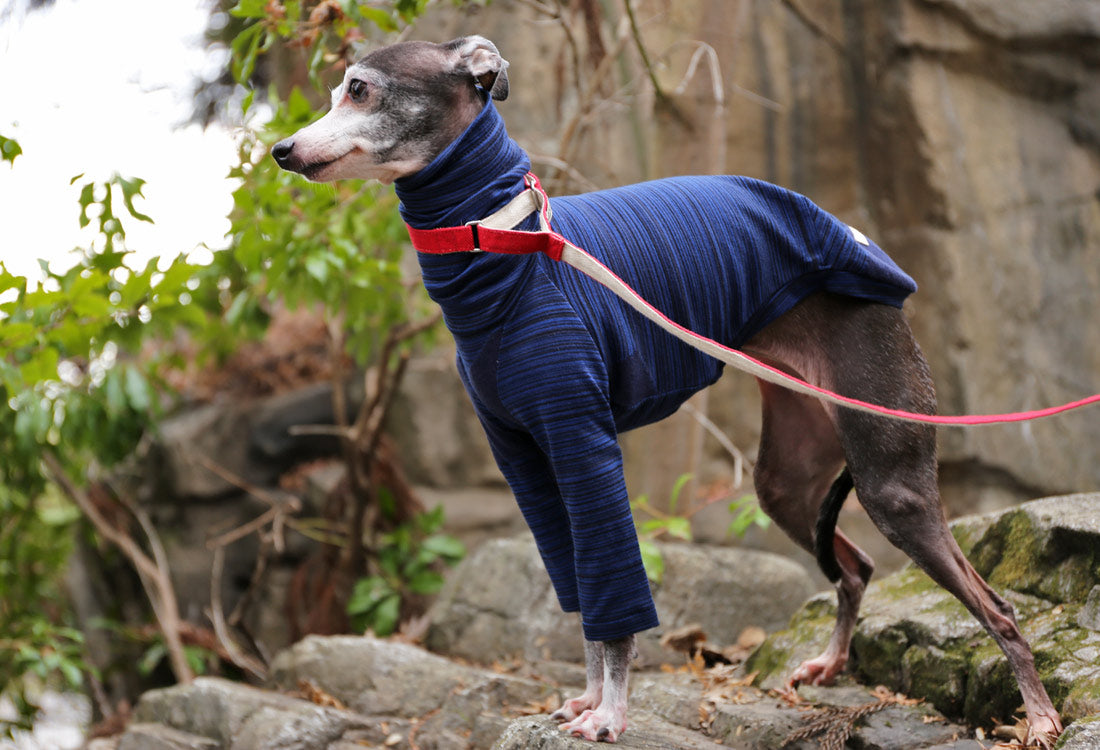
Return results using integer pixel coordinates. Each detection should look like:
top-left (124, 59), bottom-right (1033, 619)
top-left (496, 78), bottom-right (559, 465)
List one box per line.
top-left (678, 402), bottom-right (749, 491)
top-left (527, 152), bottom-right (601, 192)
top-left (42, 452), bottom-right (194, 684)
top-left (209, 546), bottom-right (268, 679)
top-left (195, 454), bottom-right (292, 510)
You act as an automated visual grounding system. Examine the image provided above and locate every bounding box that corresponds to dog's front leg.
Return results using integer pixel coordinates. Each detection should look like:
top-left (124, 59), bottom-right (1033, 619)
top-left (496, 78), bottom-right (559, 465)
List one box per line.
top-left (551, 639), bottom-right (605, 722)
top-left (556, 635), bottom-right (635, 742)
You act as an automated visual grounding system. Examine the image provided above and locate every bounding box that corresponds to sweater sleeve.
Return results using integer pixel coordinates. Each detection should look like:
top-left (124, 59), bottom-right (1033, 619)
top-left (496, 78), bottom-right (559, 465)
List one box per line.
top-left (482, 273), bottom-right (659, 641)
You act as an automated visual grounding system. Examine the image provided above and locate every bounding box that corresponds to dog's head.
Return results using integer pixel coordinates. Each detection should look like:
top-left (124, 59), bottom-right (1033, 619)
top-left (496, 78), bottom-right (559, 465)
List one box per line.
top-left (271, 36), bottom-right (509, 183)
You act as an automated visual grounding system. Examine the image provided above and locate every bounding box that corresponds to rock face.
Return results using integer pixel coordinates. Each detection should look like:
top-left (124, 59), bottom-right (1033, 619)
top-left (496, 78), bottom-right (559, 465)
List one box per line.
top-left (749, 494), bottom-right (1100, 728)
top-left (412, 0), bottom-right (1100, 534)
top-left (424, 535), bottom-right (817, 666)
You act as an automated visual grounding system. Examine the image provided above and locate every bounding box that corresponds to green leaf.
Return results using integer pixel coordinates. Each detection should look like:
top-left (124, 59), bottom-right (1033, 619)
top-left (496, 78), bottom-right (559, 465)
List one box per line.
top-left (421, 534), bottom-right (465, 562)
top-left (668, 473), bottom-right (693, 515)
top-left (118, 176), bottom-right (154, 224)
top-left (0, 133), bottom-right (23, 165)
top-left (0, 322), bottom-right (36, 348)
top-left (639, 540), bottom-right (664, 584)
top-left (287, 87), bottom-right (315, 122)
top-left (664, 516), bottom-right (692, 541)
top-left (183, 645), bottom-right (209, 675)
top-left (371, 593), bottom-right (400, 636)
top-left (20, 347), bottom-right (59, 385)
top-left (77, 182), bottom-right (96, 228)
top-left (347, 576), bottom-right (391, 615)
top-left (137, 642), bottom-right (166, 676)
top-left (405, 569), bottom-right (444, 595)
top-left (358, 5), bottom-right (399, 32)
top-left (304, 254), bottom-right (329, 283)
top-left (124, 367), bottom-right (152, 412)
top-left (58, 659), bottom-right (84, 688)
top-left (229, 0), bottom-right (267, 18)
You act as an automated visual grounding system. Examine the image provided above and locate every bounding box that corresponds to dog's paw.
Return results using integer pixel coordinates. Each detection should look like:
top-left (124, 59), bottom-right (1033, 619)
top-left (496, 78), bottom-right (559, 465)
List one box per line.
top-left (558, 707), bottom-right (626, 743)
top-left (788, 653), bottom-right (845, 687)
top-left (1026, 712), bottom-right (1063, 750)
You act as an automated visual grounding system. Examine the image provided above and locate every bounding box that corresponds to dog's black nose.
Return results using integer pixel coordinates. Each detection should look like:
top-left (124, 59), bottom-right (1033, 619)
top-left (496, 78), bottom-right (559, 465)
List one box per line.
top-left (271, 139), bottom-right (295, 167)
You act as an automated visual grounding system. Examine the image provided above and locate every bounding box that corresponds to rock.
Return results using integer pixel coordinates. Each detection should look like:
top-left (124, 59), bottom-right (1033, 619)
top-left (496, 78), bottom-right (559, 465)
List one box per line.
top-left (426, 535), bottom-right (816, 667)
top-left (117, 723), bottom-right (219, 750)
top-left (268, 634), bottom-right (478, 717)
top-left (494, 676), bottom-right (973, 749)
top-left (155, 402), bottom-right (264, 500)
top-left (416, 485), bottom-right (527, 550)
top-left (425, 536), bottom-right (586, 664)
top-left (1057, 715), bottom-right (1100, 750)
top-left (130, 676), bottom-right (371, 749)
top-left (749, 495), bottom-right (1100, 727)
top-left (492, 713), bottom-right (727, 750)
top-left (414, 671), bottom-right (563, 750)
top-left (967, 494), bottom-right (1100, 603)
top-left (248, 381), bottom-right (352, 464)
top-left (1075, 586), bottom-right (1100, 630)
top-left (385, 354), bottom-right (503, 488)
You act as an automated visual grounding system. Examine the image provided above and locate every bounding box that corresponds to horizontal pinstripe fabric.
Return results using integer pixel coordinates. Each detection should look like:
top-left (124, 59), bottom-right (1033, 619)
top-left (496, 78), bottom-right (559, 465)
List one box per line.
top-left (394, 101), bottom-right (916, 642)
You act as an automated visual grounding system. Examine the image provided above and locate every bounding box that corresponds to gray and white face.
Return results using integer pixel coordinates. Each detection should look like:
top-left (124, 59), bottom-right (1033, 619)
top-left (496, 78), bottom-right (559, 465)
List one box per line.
top-left (271, 37), bottom-right (509, 184)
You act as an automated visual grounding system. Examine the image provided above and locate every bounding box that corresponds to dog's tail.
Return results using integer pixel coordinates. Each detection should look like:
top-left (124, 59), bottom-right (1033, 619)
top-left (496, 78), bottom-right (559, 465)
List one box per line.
top-left (814, 467), bottom-right (854, 583)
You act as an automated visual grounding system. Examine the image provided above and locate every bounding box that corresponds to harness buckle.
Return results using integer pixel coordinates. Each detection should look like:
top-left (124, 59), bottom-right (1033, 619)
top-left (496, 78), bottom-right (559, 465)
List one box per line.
top-left (464, 220), bottom-right (484, 252)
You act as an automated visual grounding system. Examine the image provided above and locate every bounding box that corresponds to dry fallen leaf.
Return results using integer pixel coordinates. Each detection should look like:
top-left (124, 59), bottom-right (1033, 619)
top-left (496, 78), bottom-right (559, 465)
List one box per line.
top-left (297, 679), bottom-right (346, 710)
top-left (515, 694), bottom-right (561, 716)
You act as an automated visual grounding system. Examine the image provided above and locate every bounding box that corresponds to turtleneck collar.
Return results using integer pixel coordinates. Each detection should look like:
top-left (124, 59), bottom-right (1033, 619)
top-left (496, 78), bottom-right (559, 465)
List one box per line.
top-left (394, 99), bottom-right (532, 230)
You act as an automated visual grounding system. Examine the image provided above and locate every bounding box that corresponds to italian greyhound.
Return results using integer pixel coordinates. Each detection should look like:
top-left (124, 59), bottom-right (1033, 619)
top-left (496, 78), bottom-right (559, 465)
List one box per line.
top-left (271, 37), bottom-right (1063, 746)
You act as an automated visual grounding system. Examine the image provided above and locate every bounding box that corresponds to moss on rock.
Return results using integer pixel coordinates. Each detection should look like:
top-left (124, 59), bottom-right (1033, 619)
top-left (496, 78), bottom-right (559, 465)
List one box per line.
top-left (747, 496), bottom-right (1100, 731)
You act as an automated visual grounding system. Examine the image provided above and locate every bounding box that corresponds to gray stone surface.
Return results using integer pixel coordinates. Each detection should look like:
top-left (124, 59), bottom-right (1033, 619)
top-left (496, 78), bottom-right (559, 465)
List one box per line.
top-left (130, 677), bottom-right (370, 750)
top-left (493, 677), bottom-right (976, 749)
top-left (268, 635), bottom-right (478, 717)
top-left (426, 535), bottom-right (816, 668)
top-left (1057, 715), bottom-right (1100, 750)
top-left (116, 723), bottom-right (219, 750)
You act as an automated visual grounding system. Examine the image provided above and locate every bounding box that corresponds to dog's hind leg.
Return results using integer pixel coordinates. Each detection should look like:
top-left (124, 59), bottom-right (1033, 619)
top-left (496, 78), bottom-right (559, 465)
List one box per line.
top-left (751, 379), bottom-right (874, 686)
top-left (820, 302), bottom-right (1063, 747)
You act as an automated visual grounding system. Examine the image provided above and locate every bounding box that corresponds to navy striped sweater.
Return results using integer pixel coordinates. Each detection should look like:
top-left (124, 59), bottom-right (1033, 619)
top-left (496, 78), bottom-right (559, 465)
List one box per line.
top-left (395, 100), bottom-right (916, 642)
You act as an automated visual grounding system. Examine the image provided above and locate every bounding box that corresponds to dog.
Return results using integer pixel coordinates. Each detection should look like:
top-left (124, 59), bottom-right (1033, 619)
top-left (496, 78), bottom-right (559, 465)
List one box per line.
top-left (271, 36), bottom-right (1063, 746)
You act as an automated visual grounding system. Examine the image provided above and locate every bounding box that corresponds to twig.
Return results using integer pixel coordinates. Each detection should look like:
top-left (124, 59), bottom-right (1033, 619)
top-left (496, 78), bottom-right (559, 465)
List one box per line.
top-left (555, 13), bottom-right (632, 181)
top-left (195, 454), bottom-right (288, 510)
top-left (779, 0), bottom-right (846, 53)
top-left (679, 402), bottom-right (749, 491)
top-left (209, 546), bottom-right (268, 679)
top-left (205, 500), bottom-right (299, 550)
top-left (623, 0), bottom-right (675, 113)
top-left (527, 152), bottom-right (601, 192)
top-left (227, 534), bottom-right (272, 628)
top-left (42, 452), bottom-right (194, 684)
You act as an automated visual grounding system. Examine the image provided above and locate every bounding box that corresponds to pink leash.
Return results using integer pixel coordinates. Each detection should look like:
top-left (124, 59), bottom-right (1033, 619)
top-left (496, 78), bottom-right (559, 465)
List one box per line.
top-left (407, 173), bottom-right (1100, 427)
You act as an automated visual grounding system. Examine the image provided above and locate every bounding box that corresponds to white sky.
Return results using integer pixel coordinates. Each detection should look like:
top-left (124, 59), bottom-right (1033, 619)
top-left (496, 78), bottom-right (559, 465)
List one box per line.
top-left (0, 0), bottom-right (238, 281)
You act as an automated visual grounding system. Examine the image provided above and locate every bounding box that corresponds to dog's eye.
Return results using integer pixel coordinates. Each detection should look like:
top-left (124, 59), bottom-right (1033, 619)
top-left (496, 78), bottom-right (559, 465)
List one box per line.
top-left (347, 79), bottom-right (368, 102)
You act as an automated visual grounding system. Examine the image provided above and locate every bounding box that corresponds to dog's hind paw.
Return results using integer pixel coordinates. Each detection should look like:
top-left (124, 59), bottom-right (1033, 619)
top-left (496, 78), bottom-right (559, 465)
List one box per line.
top-left (788, 652), bottom-right (846, 687)
top-left (1026, 713), bottom-right (1063, 750)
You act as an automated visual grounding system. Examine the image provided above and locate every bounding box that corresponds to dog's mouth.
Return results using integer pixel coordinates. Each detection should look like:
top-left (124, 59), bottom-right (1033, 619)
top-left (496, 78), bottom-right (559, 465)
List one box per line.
top-left (299, 150), bottom-right (353, 181)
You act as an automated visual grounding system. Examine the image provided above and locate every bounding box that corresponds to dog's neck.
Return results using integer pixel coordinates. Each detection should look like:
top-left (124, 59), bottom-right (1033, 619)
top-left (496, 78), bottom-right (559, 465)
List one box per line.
top-left (395, 99), bottom-right (532, 230)
top-left (394, 100), bottom-right (541, 347)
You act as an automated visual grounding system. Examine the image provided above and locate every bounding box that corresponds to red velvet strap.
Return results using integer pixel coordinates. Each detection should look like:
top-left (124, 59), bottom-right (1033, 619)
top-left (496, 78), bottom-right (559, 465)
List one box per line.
top-left (406, 223), bottom-right (567, 261)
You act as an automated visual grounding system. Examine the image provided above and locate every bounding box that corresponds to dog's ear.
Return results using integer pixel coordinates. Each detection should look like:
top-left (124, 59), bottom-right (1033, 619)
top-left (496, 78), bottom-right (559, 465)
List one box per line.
top-left (448, 36), bottom-right (510, 101)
